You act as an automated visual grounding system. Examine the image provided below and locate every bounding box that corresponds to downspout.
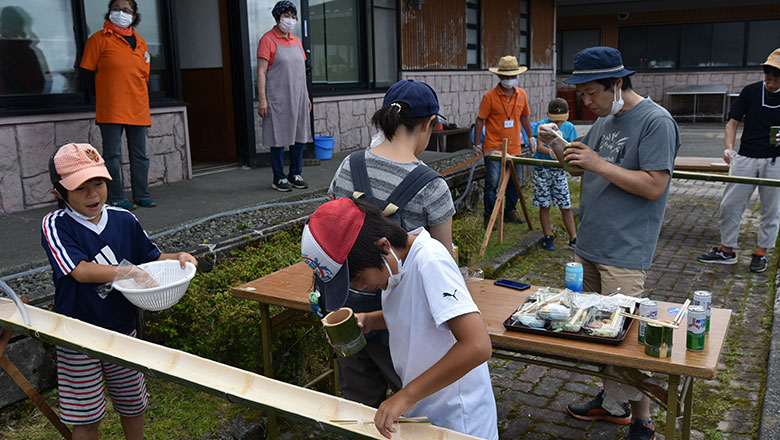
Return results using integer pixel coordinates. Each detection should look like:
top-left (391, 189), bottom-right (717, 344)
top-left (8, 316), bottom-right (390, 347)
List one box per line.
top-left (552, 0), bottom-right (557, 99)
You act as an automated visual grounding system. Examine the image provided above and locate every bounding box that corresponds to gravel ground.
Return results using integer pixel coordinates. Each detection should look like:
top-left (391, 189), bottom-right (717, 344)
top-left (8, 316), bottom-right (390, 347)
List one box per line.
top-left (2, 150), bottom-right (478, 307)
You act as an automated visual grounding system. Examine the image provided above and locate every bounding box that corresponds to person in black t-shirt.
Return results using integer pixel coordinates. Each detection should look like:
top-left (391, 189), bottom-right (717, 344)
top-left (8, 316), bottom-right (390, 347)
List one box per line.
top-left (698, 48), bottom-right (780, 273)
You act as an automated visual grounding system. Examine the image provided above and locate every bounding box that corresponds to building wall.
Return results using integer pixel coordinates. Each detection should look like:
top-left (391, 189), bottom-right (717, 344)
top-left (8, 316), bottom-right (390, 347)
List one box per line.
top-left (557, 70), bottom-right (765, 107)
top-left (312, 70), bottom-right (554, 153)
top-left (401, 0), bottom-right (467, 70)
top-left (0, 107), bottom-right (191, 214)
top-left (529, 0), bottom-right (554, 69)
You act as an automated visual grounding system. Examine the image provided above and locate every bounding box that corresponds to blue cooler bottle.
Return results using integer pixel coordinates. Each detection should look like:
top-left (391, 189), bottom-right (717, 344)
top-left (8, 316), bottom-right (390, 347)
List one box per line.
top-left (565, 262), bottom-right (583, 293)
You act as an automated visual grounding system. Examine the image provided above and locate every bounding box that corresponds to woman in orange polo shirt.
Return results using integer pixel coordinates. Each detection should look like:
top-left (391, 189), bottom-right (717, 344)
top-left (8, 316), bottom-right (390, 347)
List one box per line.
top-left (80, 0), bottom-right (154, 211)
top-left (257, 1), bottom-right (312, 192)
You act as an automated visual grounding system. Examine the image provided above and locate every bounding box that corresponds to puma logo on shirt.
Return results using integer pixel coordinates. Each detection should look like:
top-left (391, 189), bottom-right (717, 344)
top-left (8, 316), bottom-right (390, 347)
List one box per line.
top-left (442, 289), bottom-right (459, 301)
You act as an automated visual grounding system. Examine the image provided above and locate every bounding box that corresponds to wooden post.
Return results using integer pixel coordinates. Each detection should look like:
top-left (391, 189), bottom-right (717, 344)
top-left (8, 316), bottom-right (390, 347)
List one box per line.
top-left (498, 140), bottom-right (508, 243)
top-left (479, 140), bottom-right (513, 256)
top-left (510, 165), bottom-right (533, 230)
top-left (0, 327), bottom-right (72, 440)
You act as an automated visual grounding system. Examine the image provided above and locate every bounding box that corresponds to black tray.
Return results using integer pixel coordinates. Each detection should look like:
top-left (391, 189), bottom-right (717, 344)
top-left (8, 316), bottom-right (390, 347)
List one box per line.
top-left (503, 301), bottom-right (637, 346)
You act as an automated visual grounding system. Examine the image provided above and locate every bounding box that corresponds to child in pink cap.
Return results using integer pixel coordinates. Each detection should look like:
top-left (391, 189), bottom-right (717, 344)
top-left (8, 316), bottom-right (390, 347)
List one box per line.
top-left (41, 143), bottom-right (196, 439)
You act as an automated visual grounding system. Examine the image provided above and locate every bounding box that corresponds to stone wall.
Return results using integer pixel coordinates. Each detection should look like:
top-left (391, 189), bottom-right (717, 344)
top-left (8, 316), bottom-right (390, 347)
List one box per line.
top-left (311, 70), bottom-right (556, 153)
top-left (0, 107), bottom-right (191, 214)
top-left (557, 70), bottom-right (765, 106)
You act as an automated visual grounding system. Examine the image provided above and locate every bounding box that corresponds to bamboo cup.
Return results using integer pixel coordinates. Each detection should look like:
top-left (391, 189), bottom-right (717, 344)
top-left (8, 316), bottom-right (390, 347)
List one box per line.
top-left (322, 307), bottom-right (366, 357)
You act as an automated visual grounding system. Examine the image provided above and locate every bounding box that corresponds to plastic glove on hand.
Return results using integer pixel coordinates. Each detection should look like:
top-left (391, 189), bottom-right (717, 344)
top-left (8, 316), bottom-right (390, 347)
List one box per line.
top-left (723, 149), bottom-right (737, 164)
top-left (538, 123), bottom-right (568, 163)
top-left (114, 260), bottom-right (159, 289)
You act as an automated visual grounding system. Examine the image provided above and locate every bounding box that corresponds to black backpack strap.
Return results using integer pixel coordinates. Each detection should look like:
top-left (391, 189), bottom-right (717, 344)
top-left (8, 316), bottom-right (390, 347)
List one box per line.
top-left (348, 150), bottom-right (374, 200)
top-left (384, 164), bottom-right (443, 216)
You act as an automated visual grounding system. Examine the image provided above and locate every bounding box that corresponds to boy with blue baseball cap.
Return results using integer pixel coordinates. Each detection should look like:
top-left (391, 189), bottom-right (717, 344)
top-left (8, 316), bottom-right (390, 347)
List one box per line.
top-left (323, 79), bottom-right (456, 409)
top-left (540, 46), bottom-right (681, 440)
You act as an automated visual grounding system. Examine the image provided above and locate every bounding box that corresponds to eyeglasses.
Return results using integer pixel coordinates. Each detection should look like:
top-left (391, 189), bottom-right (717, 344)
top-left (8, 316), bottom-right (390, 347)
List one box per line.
top-left (110, 7), bottom-right (134, 14)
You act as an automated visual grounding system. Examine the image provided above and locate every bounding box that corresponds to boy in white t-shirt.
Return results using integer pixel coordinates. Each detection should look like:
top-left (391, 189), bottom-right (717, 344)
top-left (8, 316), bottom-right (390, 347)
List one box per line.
top-left (301, 197), bottom-right (498, 440)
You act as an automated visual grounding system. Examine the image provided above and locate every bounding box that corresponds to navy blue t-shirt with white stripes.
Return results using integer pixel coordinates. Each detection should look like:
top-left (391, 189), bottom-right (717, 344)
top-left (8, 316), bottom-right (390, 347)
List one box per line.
top-left (41, 205), bottom-right (161, 334)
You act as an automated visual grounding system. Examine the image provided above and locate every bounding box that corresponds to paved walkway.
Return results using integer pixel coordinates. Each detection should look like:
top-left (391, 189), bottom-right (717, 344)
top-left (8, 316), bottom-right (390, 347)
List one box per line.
top-left (495, 179), bottom-right (772, 439)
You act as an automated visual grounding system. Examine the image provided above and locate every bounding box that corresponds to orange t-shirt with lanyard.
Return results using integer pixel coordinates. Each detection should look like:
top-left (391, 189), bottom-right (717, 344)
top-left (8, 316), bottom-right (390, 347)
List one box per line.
top-left (478, 85), bottom-right (530, 156)
top-left (81, 23), bottom-right (152, 127)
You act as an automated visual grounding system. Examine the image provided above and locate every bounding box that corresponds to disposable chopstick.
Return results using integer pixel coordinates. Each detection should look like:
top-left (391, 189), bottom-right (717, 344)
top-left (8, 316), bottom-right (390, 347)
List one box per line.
top-left (550, 129), bottom-right (571, 147)
top-left (673, 299), bottom-right (691, 326)
top-left (330, 417), bottom-right (430, 425)
top-left (619, 312), bottom-right (679, 329)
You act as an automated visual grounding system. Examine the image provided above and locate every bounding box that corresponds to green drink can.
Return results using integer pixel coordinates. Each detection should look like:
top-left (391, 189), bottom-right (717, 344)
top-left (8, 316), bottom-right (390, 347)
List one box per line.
top-left (692, 290), bottom-right (711, 333)
top-left (687, 305), bottom-right (706, 351)
top-left (637, 301), bottom-right (658, 344)
top-left (644, 321), bottom-right (673, 358)
top-left (770, 126), bottom-right (779, 146)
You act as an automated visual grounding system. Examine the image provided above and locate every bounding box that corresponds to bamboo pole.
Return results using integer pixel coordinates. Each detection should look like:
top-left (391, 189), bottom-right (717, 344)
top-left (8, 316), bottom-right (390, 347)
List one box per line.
top-left (487, 156), bottom-right (780, 188)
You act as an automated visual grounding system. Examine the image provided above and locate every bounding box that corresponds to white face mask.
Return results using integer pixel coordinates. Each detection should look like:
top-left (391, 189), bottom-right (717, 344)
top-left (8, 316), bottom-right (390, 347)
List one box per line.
top-left (381, 248), bottom-right (405, 293)
top-left (609, 83), bottom-right (624, 116)
top-left (279, 17), bottom-right (297, 33)
top-left (109, 10), bottom-right (133, 29)
top-left (500, 77), bottom-right (518, 89)
top-left (65, 201), bottom-right (101, 221)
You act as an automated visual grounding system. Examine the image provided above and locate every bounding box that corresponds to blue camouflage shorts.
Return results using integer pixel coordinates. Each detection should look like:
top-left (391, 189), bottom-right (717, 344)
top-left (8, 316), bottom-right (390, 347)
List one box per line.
top-left (533, 167), bottom-right (572, 209)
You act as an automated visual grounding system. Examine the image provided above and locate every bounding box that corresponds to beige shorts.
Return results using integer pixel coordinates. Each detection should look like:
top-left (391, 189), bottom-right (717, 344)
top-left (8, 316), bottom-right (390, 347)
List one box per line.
top-left (575, 255), bottom-right (647, 297)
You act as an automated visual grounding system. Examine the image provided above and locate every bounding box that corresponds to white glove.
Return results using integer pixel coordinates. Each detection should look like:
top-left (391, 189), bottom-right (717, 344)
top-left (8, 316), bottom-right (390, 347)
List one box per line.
top-left (775, 131), bottom-right (780, 144)
top-left (528, 137), bottom-right (537, 155)
top-left (723, 149), bottom-right (737, 164)
top-left (472, 143), bottom-right (484, 157)
top-left (114, 260), bottom-right (158, 289)
top-left (538, 123), bottom-right (568, 160)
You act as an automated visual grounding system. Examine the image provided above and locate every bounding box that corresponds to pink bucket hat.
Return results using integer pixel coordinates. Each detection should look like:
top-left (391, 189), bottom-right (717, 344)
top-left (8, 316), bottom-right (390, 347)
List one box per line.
top-left (49, 143), bottom-right (112, 190)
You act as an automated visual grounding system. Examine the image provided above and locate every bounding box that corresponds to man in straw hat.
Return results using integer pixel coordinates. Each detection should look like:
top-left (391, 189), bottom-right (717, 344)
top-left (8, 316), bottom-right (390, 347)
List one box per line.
top-left (540, 46), bottom-right (680, 440)
top-left (698, 48), bottom-right (780, 273)
top-left (473, 55), bottom-right (536, 229)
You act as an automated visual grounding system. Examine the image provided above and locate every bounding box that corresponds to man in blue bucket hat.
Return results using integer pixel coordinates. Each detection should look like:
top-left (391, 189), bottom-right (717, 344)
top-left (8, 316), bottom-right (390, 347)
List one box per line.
top-left (540, 46), bottom-right (681, 440)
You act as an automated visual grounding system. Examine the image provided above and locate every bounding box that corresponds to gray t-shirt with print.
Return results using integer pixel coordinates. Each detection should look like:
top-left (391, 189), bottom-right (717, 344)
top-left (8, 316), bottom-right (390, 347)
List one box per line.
top-left (328, 149), bottom-right (455, 229)
top-left (576, 98), bottom-right (681, 270)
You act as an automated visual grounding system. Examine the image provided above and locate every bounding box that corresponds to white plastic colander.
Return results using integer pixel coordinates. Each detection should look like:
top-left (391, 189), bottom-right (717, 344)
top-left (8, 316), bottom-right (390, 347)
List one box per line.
top-left (113, 260), bottom-right (196, 311)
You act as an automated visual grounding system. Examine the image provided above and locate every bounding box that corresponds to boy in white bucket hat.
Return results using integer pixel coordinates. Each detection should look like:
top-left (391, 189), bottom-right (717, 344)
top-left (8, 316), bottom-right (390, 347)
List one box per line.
top-left (42, 143), bottom-right (196, 439)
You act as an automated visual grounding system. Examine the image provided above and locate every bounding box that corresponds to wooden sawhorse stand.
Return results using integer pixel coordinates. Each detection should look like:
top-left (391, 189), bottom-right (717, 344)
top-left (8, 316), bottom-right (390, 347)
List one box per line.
top-left (0, 297), bottom-right (71, 439)
top-left (479, 139), bottom-right (533, 256)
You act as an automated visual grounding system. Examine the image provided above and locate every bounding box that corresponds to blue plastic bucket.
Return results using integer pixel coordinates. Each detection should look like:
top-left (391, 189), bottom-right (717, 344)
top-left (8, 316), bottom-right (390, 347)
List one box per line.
top-left (314, 136), bottom-right (335, 160)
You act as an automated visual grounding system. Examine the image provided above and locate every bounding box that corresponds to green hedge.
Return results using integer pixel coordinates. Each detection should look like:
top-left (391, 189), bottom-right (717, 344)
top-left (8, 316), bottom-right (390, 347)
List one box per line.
top-left (145, 226), bottom-right (332, 387)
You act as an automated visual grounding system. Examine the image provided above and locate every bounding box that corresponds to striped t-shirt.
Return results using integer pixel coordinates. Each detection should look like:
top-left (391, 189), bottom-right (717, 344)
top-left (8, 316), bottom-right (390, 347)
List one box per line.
top-left (328, 149), bottom-right (455, 229)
